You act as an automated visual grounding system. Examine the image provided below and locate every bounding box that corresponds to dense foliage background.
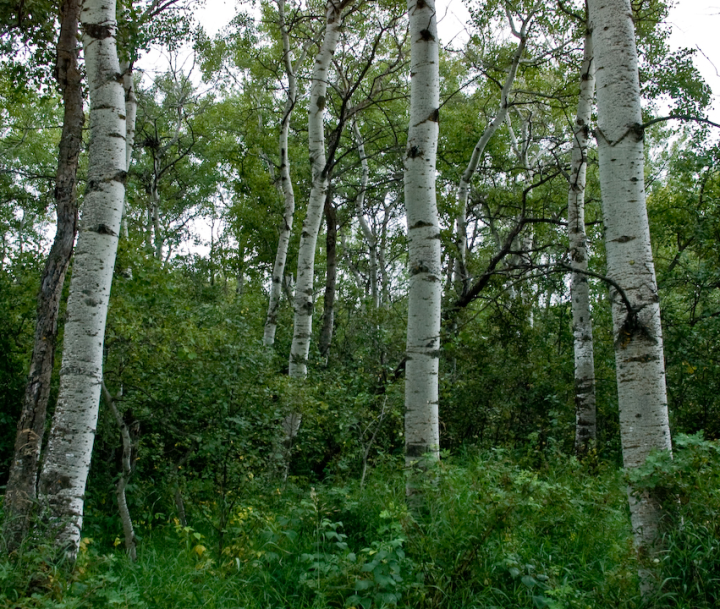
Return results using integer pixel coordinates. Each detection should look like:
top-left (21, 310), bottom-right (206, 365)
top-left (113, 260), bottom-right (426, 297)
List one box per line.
top-left (1, 0), bottom-right (720, 606)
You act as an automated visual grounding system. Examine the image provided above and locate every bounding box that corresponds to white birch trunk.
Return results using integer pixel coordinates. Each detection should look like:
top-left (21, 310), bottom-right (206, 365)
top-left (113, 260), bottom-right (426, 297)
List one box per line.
top-left (288, 0), bottom-right (347, 378)
top-left (404, 0), bottom-right (441, 475)
top-left (453, 14), bottom-right (528, 293)
top-left (588, 0), bottom-right (672, 592)
top-left (568, 31), bottom-right (597, 454)
top-left (37, 0), bottom-right (126, 558)
top-left (263, 0), bottom-right (306, 347)
top-left (352, 121), bottom-right (379, 308)
top-left (120, 61), bottom-right (137, 239)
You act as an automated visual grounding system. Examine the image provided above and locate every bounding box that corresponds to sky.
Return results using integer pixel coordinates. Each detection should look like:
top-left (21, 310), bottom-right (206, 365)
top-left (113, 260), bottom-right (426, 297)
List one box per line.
top-left (183, 0), bottom-right (720, 119)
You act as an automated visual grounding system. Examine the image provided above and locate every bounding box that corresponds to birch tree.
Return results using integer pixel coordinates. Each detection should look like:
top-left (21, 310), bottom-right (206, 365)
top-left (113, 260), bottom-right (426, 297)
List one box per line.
top-left (288, 0), bottom-right (352, 379)
top-left (3, 0), bottom-right (84, 552)
top-left (352, 120), bottom-right (380, 308)
top-left (588, 0), bottom-right (672, 592)
top-left (568, 27), bottom-right (597, 455)
top-left (263, 0), bottom-right (309, 347)
top-left (453, 5), bottom-right (532, 296)
top-left (404, 0), bottom-right (441, 477)
top-left (37, 0), bottom-right (127, 557)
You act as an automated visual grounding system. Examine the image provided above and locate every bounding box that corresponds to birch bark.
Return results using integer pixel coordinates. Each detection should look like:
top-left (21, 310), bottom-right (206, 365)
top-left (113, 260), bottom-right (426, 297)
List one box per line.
top-left (120, 60), bottom-right (136, 238)
top-left (263, 0), bottom-right (307, 346)
top-left (3, 0), bottom-right (84, 551)
top-left (588, 0), bottom-right (672, 591)
top-left (37, 0), bottom-right (127, 558)
top-left (288, 0), bottom-right (349, 378)
top-left (404, 0), bottom-right (441, 476)
top-left (568, 30), bottom-right (597, 454)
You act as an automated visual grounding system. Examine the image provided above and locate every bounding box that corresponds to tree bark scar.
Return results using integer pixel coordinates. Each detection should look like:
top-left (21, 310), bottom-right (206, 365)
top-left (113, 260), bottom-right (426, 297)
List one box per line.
top-left (428, 108), bottom-right (439, 123)
top-left (405, 444), bottom-right (429, 458)
top-left (407, 145), bottom-right (422, 158)
top-left (410, 220), bottom-right (433, 229)
top-left (90, 224), bottom-right (118, 237)
top-left (84, 23), bottom-right (114, 40)
top-left (419, 29), bottom-right (435, 42)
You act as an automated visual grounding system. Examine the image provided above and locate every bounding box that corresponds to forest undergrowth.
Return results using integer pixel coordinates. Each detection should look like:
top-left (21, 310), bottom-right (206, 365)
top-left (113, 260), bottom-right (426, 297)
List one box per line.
top-left (2, 435), bottom-right (719, 609)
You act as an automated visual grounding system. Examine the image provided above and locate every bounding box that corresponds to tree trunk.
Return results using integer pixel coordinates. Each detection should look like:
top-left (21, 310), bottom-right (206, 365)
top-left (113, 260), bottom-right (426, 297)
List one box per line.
top-left (288, 0), bottom-right (348, 379)
top-left (453, 11), bottom-right (529, 295)
top-left (102, 383), bottom-right (136, 562)
top-left (404, 0), bottom-right (441, 488)
top-left (352, 121), bottom-right (379, 308)
top-left (569, 29), bottom-right (597, 455)
top-left (263, 0), bottom-right (307, 347)
top-left (3, 0), bottom-right (84, 553)
top-left (37, 0), bottom-right (127, 559)
top-left (588, 0), bottom-right (672, 594)
top-left (120, 61), bottom-right (136, 238)
top-left (319, 193), bottom-right (337, 358)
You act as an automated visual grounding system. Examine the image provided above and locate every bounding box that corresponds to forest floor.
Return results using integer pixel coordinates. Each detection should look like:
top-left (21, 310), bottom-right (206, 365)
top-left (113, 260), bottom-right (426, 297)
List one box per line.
top-left (1, 441), bottom-right (719, 608)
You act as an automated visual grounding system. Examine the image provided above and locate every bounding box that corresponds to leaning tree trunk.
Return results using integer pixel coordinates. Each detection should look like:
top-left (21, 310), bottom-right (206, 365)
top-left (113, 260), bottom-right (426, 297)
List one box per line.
top-left (453, 13), bottom-right (528, 295)
top-left (263, 0), bottom-right (307, 347)
top-left (37, 0), bottom-right (127, 559)
top-left (288, 0), bottom-right (348, 379)
top-left (568, 29), bottom-right (597, 455)
top-left (404, 0), bottom-right (441, 490)
top-left (588, 0), bottom-right (672, 595)
top-left (3, 0), bottom-right (84, 553)
top-left (101, 383), bottom-right (136, 562)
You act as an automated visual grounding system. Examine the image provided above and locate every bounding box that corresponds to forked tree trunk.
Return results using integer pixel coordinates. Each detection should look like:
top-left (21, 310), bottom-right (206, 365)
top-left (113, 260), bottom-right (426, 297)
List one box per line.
top-left (37, 0), bottom-right (127, 559)
top-left (588, 0), bottom-right (672, 594)
top-left (404, 0), bottom-right (441, 487)
top-left (288, 0), bottom-right (349, 378)
top-left (263, 0), bottom-right (307, 347)
top-left (2, 0), bottom-right (84, 552)
top-left (569, 30), bottom-right (597, 455)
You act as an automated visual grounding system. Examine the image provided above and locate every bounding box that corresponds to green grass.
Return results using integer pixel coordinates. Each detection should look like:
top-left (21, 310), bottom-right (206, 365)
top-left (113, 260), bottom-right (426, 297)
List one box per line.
top-left (3, 443), bottom-right (719, 608)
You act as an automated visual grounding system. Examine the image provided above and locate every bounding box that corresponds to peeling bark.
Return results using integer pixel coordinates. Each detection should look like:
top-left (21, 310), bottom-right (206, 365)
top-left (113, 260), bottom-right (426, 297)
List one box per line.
top-left (37, 0), bottom-right (127, 559)
top-left (3, 0), bottom-right (84, 552)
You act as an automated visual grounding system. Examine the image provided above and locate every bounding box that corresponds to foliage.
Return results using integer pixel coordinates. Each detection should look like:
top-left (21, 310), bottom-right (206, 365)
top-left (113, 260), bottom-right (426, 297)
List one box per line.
top-left (1, 0), bottom-right (719, 606)
top-left (1, 454), bottom-right (645, 609)
top-left (628, 433), bottom-right (720, 607)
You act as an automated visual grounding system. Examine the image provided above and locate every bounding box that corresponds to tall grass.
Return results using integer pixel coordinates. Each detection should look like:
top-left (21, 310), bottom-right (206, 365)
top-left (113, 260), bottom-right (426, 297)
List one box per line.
top-left (3, 441), bottom-right (719, 608)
